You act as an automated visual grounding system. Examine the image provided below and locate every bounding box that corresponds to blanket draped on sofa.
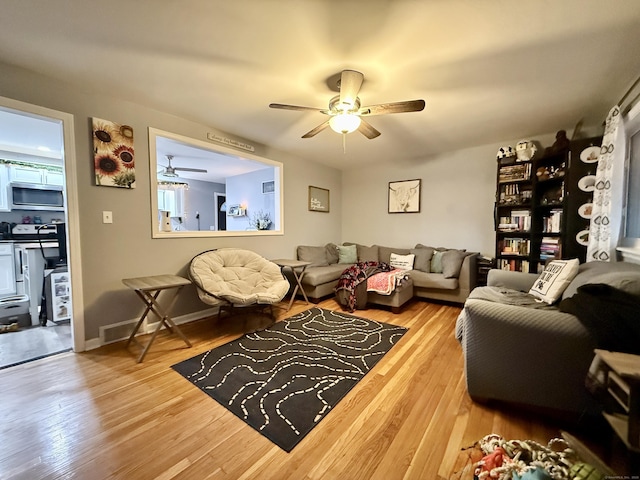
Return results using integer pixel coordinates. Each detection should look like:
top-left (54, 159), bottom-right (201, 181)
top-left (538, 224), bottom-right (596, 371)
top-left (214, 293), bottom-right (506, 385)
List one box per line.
top-left (335, 261), bottom-right (393, 312)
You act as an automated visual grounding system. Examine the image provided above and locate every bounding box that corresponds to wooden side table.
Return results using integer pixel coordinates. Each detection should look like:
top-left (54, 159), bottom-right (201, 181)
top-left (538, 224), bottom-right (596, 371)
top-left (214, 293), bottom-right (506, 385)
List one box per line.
top-left (272, 259), bottom-right (311, 311)
top-left (593, 349), bottom-right (640, 469)
top-left (122, 274), bottom-right (192, 363)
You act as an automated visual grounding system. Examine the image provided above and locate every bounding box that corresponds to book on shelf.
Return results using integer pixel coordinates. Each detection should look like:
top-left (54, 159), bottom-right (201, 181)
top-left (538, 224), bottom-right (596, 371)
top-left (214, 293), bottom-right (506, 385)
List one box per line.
top-left (498, 258), bottom-right (529, 272)
top-left (498, 163), bottom-right (532, 183)
top-left (543, 209), bottom-right (563, 233)
top-left (499, 237), bottom-right (530, 255)
top-left (540, 236), bottom-right (562, 260)
top-left (498, 183), bottom-right (532, 204)
top-left (497, 210), bottom-right (531, 232)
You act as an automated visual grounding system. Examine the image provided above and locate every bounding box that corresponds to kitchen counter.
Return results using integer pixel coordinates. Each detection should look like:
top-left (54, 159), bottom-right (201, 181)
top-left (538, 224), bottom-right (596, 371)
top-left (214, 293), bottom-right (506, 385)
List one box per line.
top-left (0, 240), bottom-right (59, 248)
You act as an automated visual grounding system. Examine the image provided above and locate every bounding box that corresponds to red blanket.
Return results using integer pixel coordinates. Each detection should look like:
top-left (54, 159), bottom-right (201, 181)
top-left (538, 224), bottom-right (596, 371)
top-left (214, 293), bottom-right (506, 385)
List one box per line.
top-left (367, 269), bottom-right (408, 295)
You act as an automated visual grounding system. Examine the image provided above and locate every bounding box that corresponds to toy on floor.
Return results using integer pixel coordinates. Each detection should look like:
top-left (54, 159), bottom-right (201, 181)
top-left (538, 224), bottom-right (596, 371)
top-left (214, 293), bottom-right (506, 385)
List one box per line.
top-left (0, 323), bottom-right (18, 334)
top-left (473, 434), bottom-right (606, 480)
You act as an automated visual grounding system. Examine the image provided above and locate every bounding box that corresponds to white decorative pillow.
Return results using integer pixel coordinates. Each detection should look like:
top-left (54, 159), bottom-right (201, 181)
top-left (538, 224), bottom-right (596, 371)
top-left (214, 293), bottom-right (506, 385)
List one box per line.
top-left (389, 253), bottom-right (415, 271)
top-left (529, 259), bottom-right (580, 304)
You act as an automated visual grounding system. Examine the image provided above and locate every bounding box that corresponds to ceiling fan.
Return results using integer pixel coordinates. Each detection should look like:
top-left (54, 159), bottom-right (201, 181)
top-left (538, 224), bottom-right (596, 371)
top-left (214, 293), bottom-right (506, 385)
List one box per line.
top-left (269, 70), bottom-right (425, 140)
top-left (158, 155), bottom-right (207, 177)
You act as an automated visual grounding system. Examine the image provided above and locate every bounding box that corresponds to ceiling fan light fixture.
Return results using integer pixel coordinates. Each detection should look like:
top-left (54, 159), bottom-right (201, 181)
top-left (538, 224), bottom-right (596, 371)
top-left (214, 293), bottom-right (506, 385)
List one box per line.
top-left (329, 113), bottom-right (361, 134)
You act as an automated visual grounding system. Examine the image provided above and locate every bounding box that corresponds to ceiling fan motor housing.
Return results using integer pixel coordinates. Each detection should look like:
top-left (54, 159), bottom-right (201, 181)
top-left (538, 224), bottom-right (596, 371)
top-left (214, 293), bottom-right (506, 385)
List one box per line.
top-left (329, 95), bottom-right (361, 114)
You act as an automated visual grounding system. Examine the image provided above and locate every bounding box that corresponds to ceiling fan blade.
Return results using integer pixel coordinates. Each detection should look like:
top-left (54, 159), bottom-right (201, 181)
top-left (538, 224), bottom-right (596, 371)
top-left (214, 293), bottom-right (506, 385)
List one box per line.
top-left (358, 119), bottom-right (381, 139)
top-left (269, 103), bottom-right (324, 112)
top-left (302, 120), bottom-right (330, 138)
top-left (339, 70), bottom-right (364, 108)
top-left (360, 99), bottom-right (425, 116)
top-left (175, 167), bottom-right (208, 173)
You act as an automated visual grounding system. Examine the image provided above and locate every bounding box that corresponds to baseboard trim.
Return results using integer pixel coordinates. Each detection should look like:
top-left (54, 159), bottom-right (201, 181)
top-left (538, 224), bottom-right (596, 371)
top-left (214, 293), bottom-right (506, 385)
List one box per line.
top-left (87, 308), bottom-right (218, 351)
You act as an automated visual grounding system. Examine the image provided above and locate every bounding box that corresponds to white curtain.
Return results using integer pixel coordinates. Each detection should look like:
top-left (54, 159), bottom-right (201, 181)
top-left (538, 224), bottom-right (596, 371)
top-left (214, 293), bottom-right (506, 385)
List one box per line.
top-left (586, 105), bottom-right (626, 262)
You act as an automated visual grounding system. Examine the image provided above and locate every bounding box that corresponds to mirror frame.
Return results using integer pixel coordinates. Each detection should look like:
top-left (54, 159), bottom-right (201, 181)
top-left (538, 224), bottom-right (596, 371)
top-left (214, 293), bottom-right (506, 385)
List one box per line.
top-left (148, 127), bottom-right (284, 238)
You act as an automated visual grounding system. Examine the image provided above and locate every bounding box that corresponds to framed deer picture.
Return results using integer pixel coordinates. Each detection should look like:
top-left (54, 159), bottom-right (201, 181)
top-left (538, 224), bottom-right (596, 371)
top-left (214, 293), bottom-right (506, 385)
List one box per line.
top-left (388, 179), bottom-right (421, 213)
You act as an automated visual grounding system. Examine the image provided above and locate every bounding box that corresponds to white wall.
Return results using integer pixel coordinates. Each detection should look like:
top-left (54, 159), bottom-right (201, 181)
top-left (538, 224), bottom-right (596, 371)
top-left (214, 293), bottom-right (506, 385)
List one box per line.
top-left (226, 168), bottom-right (275, 231)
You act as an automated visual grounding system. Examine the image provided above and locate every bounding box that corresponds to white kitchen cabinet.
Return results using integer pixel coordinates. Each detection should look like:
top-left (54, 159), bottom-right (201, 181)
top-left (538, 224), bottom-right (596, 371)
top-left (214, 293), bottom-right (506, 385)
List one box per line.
top-left (0, 244), bottom-right (16, 296)
top-left (9, 164), bottom-right (44, 184)
top-left (157, 188), bottom-right (185, 217)
top-left (0, 165), bottom-right (9, 212)
top-left (43, 170), bottom-right (64, 186)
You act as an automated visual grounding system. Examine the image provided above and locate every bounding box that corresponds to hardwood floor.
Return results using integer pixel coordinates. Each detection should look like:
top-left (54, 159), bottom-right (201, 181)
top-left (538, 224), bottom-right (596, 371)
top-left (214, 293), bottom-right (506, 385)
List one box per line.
top-left (0, 298), bottom-right (627, 479)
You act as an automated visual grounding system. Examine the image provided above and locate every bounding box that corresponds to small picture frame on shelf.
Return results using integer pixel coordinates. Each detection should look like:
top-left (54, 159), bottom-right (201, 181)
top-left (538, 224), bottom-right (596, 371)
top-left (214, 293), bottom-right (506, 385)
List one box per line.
top-left (227, 204), bottom-right (245, 216)
top-left (388, 179), bottom-right (421, 213)
top-left (308, 186), bottom-right (330, 212)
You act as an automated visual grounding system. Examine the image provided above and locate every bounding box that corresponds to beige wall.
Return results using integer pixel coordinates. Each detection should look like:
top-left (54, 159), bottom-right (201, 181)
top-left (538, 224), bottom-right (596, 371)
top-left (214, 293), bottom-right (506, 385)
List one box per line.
top-left (0, 60), bottom-right (580, 345)
top-left (340, 134), bottom-right (562, 257)
top-left (0, 61), bottom-right (343, 342)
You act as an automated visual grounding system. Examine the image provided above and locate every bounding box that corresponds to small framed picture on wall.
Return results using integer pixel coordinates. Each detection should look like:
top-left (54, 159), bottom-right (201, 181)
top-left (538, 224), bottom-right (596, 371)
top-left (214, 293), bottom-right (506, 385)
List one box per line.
top-left (308, 186), bottom-right (330, 212)
top-left (262, 180), bottom-right (275, 194)
top-left (388, 179), bottom-right (421, 213)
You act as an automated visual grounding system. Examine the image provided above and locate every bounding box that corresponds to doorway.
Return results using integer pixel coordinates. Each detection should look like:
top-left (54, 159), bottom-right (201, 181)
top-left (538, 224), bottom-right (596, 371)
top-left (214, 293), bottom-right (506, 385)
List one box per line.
top-left (214, 193), bottom-right (226, 231)
top-left (0, 96), bottom-right (84, 367)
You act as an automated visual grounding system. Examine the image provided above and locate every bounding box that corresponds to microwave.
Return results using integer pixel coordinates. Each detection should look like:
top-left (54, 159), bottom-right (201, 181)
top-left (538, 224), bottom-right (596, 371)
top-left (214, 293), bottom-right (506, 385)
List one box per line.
top-left (9, 182), bottom-right (65, 211)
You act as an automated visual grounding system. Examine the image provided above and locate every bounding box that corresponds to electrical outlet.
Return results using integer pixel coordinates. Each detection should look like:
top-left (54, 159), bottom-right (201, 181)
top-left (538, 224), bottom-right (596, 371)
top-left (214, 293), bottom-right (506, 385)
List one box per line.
top-left (102, 211), bottom-right (113, 224)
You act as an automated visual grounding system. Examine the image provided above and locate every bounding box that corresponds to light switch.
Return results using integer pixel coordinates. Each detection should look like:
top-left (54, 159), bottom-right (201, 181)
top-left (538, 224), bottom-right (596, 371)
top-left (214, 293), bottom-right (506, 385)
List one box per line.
top-left (102, 211), bottom-right (113, 224)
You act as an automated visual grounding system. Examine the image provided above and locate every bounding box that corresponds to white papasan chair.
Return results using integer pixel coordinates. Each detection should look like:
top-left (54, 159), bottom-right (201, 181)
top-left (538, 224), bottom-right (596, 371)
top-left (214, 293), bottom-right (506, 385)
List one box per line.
top-left (189, 248), bottom-right (290, 320)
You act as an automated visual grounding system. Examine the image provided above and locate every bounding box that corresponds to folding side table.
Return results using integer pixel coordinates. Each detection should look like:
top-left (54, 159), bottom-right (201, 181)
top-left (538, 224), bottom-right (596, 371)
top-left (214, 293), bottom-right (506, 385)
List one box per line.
top-left (122, 274), bottom-right (192, 363)
top-left (272, 259), bottom-right (311, 311)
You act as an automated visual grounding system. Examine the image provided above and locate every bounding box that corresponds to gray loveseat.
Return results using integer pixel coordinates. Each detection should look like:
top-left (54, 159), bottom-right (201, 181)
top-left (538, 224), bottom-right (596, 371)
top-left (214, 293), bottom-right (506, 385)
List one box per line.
top-left (292, 242), bottom-right (478, 309)
top-left (455, 260), bottom-right (640, 415)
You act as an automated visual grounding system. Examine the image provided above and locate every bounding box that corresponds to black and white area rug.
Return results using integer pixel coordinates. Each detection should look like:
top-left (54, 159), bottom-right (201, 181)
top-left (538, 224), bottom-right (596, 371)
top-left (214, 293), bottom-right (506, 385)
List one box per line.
top-left (172, 307), bottom-right (407, 452)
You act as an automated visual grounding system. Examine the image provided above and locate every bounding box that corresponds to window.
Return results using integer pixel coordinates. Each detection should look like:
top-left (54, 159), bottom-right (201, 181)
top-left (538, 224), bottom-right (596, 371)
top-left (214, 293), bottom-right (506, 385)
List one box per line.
top-left (619, 102), bottom-right (640, 262)
top-left (157, 183), bottom-right (185, 217)
top-left (148, 128), bottom-right (283, 238)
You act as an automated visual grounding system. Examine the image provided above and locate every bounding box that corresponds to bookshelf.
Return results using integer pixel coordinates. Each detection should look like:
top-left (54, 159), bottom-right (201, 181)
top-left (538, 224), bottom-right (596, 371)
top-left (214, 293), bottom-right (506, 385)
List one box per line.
top-left (532, 149), bottom-right (568, 270)
top-left (495, 156), bottom-right (534, 272)
top-left (494, 136), bottom-right (603, 273)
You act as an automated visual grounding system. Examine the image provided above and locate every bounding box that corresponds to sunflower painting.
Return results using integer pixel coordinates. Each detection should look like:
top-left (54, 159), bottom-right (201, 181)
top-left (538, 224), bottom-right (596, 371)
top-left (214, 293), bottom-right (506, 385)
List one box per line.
top-left (92, 117), bottom-right (136, 188)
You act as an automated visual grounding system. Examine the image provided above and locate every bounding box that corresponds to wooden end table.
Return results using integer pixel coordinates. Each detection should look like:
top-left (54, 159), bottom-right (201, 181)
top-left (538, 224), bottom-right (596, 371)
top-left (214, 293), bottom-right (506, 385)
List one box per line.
top-left (122, 274), bottom-right (192, 363)
top-left (272, 259), bottom-right (311, 311)
top-left (593, 349), bottom-right (640, 470)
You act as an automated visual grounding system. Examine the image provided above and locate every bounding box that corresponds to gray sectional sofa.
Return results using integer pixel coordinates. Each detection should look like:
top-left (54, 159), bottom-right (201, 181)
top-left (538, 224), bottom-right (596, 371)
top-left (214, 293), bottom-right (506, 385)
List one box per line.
top-left (292, 242), bottom-right (478, 309)
top-left (455, 260), bottom-right (640, 415)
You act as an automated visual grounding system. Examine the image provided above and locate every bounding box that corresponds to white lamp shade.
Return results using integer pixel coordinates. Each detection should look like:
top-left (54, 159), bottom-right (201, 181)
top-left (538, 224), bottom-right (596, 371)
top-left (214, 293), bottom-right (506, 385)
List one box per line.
top-left (329, 114), bottom-right (361, 134)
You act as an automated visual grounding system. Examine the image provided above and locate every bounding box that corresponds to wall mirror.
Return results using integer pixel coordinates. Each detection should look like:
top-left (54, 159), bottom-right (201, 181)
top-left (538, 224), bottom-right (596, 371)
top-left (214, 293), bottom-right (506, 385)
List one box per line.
top-left (148, 127), bottom-right (283, 238)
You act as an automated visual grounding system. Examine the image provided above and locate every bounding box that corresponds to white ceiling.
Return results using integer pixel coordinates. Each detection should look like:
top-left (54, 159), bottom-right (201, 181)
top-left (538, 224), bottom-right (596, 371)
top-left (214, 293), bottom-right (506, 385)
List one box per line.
top-left (1, 0), bottom-right (640, 170)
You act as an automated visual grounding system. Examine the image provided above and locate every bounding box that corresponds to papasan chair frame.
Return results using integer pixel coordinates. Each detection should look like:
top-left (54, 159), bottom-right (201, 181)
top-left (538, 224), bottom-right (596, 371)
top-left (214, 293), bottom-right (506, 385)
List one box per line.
top-left (189, 248), bottom-right (289, 321)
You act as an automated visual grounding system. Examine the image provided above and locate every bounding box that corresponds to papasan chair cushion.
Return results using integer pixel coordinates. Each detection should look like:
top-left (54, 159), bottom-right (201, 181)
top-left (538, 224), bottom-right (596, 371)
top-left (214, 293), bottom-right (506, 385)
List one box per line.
top-left (189, 248), bottom-right (289, 307)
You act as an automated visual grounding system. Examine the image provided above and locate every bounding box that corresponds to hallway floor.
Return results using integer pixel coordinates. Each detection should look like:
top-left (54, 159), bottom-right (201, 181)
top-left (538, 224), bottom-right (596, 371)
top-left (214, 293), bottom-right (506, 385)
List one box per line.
top-left (0, 321), bottom-right (71, 369)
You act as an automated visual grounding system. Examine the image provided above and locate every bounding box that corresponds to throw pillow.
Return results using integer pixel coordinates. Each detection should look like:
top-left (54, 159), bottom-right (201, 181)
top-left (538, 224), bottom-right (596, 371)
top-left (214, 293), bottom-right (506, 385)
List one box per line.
top-left (529, 259), bottom-right (580, 304)
top-left (411, 247), bottom-right (434, 272)
top-left (358, 244), bottom-right (379, 262)
top-left (337, 244), bottom-right (358, 264)
top-left (325, 243), bottom-right (339, 264)
top-left (442, 250), bottom-right (468, 279)
top-left (431, 250), bottom-right (445, 273)
top-left (297, 245), bottom-right (329, 267)
top-left (390, 253), bottom-right (415, 270)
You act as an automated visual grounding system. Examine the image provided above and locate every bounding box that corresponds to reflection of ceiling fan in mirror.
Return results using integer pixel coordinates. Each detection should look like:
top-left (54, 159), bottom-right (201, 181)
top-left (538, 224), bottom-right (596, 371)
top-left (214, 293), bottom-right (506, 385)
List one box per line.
top-left (159, 155), bottom-right (208, 177)
top-left (269, 69), bottom-right (425, 139)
